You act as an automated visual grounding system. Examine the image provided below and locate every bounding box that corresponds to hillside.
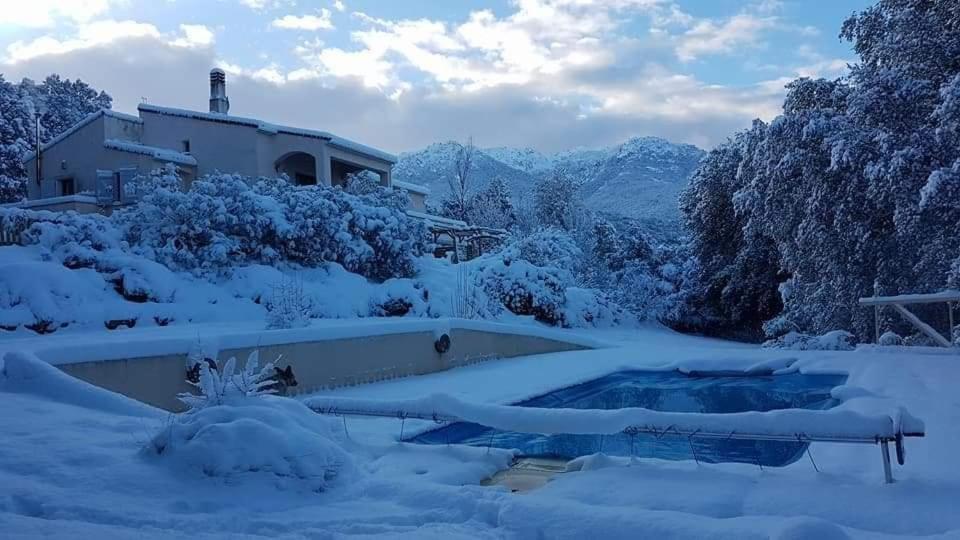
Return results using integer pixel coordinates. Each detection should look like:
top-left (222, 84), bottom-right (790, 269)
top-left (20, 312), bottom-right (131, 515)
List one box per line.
top-left (394, 137), bottom-right (705, 221)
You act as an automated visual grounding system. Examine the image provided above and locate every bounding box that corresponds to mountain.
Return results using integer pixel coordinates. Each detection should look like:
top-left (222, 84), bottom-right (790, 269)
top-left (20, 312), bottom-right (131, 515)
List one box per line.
top-left (393, 137), bottom-right (705, 222)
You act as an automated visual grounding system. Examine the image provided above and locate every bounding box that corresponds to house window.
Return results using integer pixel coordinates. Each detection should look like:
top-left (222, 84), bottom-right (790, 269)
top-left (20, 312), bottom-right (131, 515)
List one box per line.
top-left (182, 139), bottom-right (191, 153)
top-left (59, 177), bottom-right (75, 196)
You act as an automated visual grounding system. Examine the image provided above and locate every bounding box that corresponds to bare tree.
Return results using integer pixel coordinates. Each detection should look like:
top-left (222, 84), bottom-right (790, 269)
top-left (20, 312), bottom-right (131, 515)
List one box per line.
top-left (444, 136), bottom-right (475, 222)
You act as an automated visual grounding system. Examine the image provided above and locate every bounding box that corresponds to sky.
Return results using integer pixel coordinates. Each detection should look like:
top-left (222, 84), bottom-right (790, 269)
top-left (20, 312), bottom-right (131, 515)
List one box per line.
top-left (0, 0), bottom-right (874, 153)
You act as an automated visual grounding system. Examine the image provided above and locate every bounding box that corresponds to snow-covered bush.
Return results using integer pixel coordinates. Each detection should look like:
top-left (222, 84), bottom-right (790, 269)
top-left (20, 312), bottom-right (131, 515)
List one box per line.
top-left (504, 228), bottom-right (582, 278)
top-left (476, 258), bottom-right (567, 325)
top-left (879, 331), bottom-right (903, 346)
top-left (119, 168), bottom-right (428, 280)
top-left (368, 279), bottom-right (429, 317)
top-left (180, 350), bottom-right (279, 409)
top-left (560, 287), bottom-right (629, 328)
top-left (763, 330), bottom-right (857, 351)
top-left (265, 276), bottom-right (311, 330)
top-left (451, 264), bottom-right (481, 319)
top-left (149, 349), bottom-right (354, 489)
top-left (148, 394), bottom-right (354, 490)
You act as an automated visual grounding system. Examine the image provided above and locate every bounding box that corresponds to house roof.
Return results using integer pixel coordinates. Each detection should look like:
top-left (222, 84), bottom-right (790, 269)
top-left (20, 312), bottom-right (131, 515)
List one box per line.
top-left (22, 109), bottom-right (142, 162)
top-left (103, 139), bottom-right (198, 166)
top-left (137, 103), bottom-right (397, 164)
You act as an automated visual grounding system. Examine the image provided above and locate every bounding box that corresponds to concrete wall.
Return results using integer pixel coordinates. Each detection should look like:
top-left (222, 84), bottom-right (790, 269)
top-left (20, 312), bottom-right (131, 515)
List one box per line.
top-left (56, 328), bottom-right (591, 412)
top-left (26, 115), bottom-right (106, 199)
top-left (24, 116), bottom-right (162, 200)
top-left (140, 110), bottom-right (261, 178)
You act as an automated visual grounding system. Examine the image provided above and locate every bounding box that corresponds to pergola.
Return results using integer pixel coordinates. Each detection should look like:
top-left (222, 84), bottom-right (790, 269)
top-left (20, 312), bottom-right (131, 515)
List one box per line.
top-left (859, 290), bottom-right (960, 347)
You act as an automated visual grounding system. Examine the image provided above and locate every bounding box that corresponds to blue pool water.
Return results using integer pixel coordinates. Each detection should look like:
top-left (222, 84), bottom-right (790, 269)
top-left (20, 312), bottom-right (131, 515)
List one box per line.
top-left (409, 370), bottom-right (847, 466)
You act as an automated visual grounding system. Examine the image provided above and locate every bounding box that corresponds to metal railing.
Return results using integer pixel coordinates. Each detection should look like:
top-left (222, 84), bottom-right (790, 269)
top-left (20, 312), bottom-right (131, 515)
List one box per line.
top-left (308, 399), bottom-right (924, 484)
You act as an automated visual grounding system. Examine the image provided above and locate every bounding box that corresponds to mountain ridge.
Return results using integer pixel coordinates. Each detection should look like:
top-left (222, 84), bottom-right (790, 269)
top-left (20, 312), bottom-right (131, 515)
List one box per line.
top-left (393, 136), bottom-right (705, 221)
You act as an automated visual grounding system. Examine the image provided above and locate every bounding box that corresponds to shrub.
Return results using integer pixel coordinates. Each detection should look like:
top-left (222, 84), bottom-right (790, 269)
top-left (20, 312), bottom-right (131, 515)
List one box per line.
top-left (503, 229), bottom-right (582, 278)
top-left (763, 330), bottom-right (857, 351)
top-left (265, 276), bottom-right (311, 330)
top-left (118, 168), bottom-right (428, 280)
top-left (477, 258), bottom-right (567, 325)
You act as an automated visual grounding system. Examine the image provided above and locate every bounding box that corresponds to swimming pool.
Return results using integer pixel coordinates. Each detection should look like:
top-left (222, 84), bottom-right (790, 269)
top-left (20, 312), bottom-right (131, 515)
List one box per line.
top-left (408, 370), bottom-right (846, 466)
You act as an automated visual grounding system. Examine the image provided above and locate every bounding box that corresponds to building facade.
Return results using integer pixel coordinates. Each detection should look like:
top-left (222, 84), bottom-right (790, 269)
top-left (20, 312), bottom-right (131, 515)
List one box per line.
top-left (20, 69), bottom-right (428, 213)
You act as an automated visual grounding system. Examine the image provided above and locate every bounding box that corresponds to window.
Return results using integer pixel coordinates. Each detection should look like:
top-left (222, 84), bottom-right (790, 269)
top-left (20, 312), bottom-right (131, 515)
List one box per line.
top-left (59, 177), bottom-right (75, 196)
top-left (182, 139), bottom-right (191, 153)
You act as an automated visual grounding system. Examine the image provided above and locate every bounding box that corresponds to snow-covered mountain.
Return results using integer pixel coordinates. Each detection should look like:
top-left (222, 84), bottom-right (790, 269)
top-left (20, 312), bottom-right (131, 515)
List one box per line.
top-left (393, 137), bottom-right (705, 221)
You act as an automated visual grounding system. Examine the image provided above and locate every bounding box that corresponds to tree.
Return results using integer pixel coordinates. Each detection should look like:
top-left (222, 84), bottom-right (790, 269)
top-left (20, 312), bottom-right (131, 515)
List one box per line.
top-left (0, 76), bottom-right (34, 202)
top-left (440, 137), bottom-right (475, 222)
top-left (468, 176), bottom-right (515, 229)
top-left (19, 75), bottom-right (113, 142)
top-left (0, 74), bottom-right (113, 203)
top-left (534, 171), bottom-right (580, 231)
top-left (679, 0), bottom-right (960, 341)
top-left (591, 217), bottom-right (621, 270)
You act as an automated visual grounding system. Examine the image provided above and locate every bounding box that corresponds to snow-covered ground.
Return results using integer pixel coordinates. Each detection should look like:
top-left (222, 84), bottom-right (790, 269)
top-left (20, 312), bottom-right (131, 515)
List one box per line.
top-left (2, 325), bottom-right (959, 539)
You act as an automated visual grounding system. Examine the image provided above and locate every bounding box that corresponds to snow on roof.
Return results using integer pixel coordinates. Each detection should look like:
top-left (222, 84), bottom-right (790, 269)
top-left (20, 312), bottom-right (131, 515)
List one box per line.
top-left (137, 103), bottom-right (397, 164)
top-left (1, 194), bottom-right (98, 210)
top-left (393, 180), bottom-right (430, 195)
top-left (103, 139), bottom-right (198, 166)
top-left (405, 210), bottom-right (468, 229)
top-left (22, 109), bottom-right (142, 162)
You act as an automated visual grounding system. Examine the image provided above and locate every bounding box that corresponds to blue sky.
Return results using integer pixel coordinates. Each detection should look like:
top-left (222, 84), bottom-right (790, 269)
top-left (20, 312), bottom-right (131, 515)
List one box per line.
top-left (0, 0), bottom-right (874, 152)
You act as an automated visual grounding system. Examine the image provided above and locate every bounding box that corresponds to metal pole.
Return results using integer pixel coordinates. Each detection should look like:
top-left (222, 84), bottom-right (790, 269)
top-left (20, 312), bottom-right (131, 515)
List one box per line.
top-left (35, 116), bottom-right (42, 186)
top-left (881, 441), bottom-right (894, 484)
top-left (949, 302), bottom-right (955, 346)
top-left (875, 305), bottom-right (881, 344)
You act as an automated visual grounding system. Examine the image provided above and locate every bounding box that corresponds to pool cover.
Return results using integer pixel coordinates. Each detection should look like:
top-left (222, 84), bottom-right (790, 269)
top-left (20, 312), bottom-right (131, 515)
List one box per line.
top-left (409, 370), bottom-right (847, 466)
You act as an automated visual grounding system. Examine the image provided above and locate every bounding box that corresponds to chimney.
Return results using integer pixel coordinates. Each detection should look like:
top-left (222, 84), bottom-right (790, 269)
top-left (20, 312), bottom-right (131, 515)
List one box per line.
top-left (209, 68), bottom-right (229, 114)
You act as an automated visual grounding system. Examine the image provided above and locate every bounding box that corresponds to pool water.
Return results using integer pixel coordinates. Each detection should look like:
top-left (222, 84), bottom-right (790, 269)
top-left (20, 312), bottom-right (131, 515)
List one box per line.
top-left (409, 370), bottom-right (846, 466)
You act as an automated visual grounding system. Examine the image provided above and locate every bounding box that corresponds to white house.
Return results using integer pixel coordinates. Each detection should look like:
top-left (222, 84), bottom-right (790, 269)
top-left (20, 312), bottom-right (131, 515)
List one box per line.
top-left (20, 68), bottom-right (429, 213)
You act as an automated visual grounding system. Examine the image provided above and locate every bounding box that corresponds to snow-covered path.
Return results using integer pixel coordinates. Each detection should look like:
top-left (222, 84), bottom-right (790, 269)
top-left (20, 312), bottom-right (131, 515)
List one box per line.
top-left (2, 326), bottom-right (960, 539)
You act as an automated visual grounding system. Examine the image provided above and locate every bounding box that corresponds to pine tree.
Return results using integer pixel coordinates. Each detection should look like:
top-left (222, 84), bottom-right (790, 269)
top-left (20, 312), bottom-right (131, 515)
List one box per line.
top-left (468, 176), bottom-right (515, 229)
top-left (0, 76), bottom-right (34, 203)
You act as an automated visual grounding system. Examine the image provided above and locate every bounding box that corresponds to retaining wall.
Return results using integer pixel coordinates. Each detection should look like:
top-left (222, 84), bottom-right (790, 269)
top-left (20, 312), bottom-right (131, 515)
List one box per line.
top-left (55, 324), bottom-right (594, 411)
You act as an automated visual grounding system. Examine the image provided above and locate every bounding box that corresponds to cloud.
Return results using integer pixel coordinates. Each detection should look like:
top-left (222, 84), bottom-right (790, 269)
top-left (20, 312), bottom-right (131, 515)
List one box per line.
top-left (1, 0), bottom-right (120, 28)
top-left (238, 0), bottom-right (293, 10)
top-left (271, 10), bottom-right (334, 31)
top-left (0, 0), bottom-right (822, 153)
top-left (4, 20), bottom-right (214, 63)
top-left (170, 24), bottom-right (216, 48)
top-left (674, 14), bottom-right (776, 62)
top-left (333, 1), bottom-right (346, 12)
top-left (0, 29), bottom-right (783, 152)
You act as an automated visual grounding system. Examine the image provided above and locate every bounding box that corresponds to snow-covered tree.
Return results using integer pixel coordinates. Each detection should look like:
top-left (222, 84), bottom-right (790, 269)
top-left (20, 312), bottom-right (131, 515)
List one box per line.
top-left (679, 0), bottom-right (960, 341)
top-left (19, 75), bottom-right (112, 141)
top-left (534, 171), bottom-right (581, 231)
top-left (440, 137), bottom-right (476, 222)
top-left (468, 176), bottom-right (515, 229)
top-left (0, 76), bottom-right (34, 203)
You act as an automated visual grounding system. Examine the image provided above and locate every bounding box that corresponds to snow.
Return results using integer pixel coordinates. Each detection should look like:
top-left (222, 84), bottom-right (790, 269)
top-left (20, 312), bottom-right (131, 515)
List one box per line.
top-left (2, 327), bottom-right (960, 538)
top-left (21, 109), bottom-right (142, 163)
top-left (103, 139), bottom-right (198, 166)
top-left (304, 392), bottom-right (921, 441)
top-left (392, 180), bottom-right (430, 195)
top-left (1, 193), bottom-right (97, 209)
